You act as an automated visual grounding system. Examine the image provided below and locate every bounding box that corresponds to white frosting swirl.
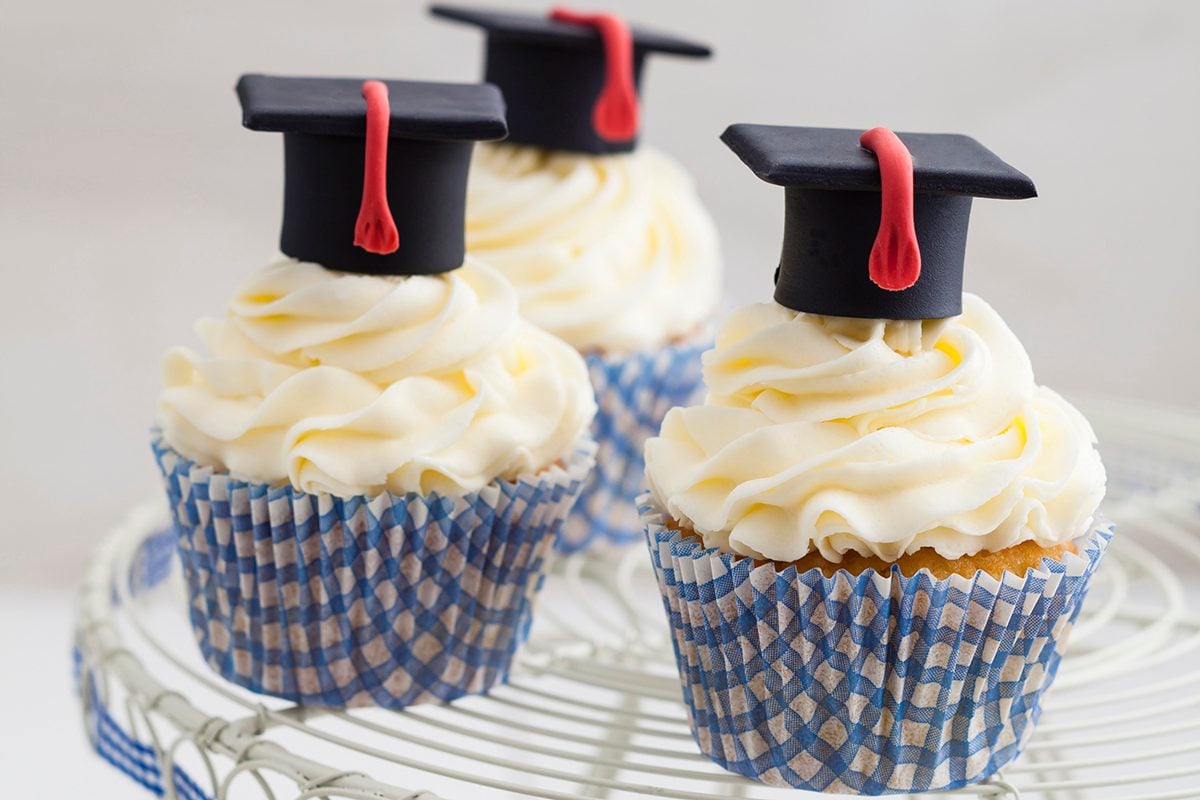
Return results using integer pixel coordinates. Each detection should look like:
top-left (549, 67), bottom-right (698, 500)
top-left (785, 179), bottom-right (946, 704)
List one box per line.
top-left (644, 294), bottom-right (1106, 562)
top-left (465, 143), bottom-right (721, 353)
top-left (159, 257), bottom-right (596, 497)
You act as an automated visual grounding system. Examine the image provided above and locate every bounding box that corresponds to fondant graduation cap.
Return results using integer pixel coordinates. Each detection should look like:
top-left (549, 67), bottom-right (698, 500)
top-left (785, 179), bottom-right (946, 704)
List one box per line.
top-left (237, 74), bottom-right (507, 275)
top-left (722, 124), bottom-right (1037, 320)
top-left (430, 4), bottom-right (711, 154)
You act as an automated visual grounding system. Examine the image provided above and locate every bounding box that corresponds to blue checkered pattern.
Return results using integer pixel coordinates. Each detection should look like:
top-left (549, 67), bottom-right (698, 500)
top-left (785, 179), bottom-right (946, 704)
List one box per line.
top-left (557, 337), bottom-right (709, 554)
top-left (154, 434), bottom-right (595, 709)
top-left (641, 497), bottom-right (1113, 794)
top-left (75, 650), bottom-right (212, 800)
top-left (129, 522), bottom-right (178, 596)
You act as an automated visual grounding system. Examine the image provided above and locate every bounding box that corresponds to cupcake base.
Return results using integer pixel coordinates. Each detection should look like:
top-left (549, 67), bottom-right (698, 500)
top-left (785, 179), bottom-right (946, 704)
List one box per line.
top-left (642, 495), bottom-right (1112, 794)
top-left (155, 434), bottom-right (595, 709)
top-left (672, 521), bottom-right (1076, 579)
top-left (557, 335), bottom-right (709, 554)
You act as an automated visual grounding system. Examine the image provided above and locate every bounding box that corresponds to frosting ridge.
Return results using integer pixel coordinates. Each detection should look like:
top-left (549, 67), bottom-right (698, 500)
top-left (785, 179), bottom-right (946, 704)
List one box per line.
top-left (159, 257), bottom-right (596, 496)
top-left (465, 143), bottom-right (720, 352)
top-left (644, 294), bottom-right (1106, 562)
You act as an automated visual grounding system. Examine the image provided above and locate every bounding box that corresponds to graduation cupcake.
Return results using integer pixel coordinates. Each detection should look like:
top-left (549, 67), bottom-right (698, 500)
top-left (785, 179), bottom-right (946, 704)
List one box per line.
top-left (155, 75), bottom-right (597, 709)
top-left (433, 5), bottom-right (721, 552)
top-left (642, 125), bottom-right (1109, 793)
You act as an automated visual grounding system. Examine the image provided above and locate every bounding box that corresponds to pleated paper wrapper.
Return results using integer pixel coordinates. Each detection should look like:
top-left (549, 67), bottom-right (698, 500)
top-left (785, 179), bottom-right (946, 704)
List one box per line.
top-left (153, 434), bottom-right (595, 709)
top-left (557, 336), bottom-right (709, 554)
top-left (641, 495), bottom-right (1113, 794)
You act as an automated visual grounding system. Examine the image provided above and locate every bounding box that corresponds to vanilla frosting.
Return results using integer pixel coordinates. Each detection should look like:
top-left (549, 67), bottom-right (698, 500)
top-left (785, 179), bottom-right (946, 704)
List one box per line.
top-left (465, 143), bottom-right (720, 353)
top-left (159, 257), bottom-right (596, 497)
top-left (644, 294), bottom-right (1106, 562)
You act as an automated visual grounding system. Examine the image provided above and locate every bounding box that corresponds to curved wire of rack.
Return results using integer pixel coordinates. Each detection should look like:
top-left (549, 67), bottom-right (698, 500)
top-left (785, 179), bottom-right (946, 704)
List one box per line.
top-left (73, 397), bottom-right (1200, 800)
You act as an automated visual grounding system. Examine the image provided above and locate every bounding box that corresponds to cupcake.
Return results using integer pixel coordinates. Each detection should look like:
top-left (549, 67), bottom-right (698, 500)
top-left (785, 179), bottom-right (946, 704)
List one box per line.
top-left (433, 5), bottom-right (721, 551)
top-left (642, 125), bottom-right (1108, 793)
top-left (155, 74), bottom-right (597, 709)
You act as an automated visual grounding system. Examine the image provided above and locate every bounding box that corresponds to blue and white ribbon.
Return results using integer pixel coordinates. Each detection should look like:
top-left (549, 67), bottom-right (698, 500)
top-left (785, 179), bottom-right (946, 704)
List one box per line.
top-left (154, 435), bottom-right (595, 709)
top-left (642, 496), bottom-right (1112, 794)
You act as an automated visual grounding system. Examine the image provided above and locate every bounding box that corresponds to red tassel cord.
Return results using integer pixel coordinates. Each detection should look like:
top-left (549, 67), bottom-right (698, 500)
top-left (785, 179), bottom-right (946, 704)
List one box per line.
top-left (859, 127), bottom-right (920, 291)
top-left (354, 80), bottom-right (400, 255)
top-left (549, 7), bottom-right (638, 142)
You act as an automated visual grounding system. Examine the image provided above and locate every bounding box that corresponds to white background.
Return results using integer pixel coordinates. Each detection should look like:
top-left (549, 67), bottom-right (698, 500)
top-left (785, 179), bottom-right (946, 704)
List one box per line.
top-left (0, 1), bottom-right (1197, 795)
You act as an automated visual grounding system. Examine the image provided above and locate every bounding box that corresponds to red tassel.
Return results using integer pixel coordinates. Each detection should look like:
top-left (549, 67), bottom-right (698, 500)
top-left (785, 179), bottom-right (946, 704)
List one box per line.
top-left (354, 80), bottom-right (399, 255)
top-left (549, 7), bottom-right (638, 142)
top-left (859, 127), bottom-right (920, 291)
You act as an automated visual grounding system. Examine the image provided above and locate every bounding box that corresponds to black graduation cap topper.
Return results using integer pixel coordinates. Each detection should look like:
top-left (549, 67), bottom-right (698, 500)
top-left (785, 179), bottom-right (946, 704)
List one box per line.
top-left (430, 4), bottom-right (711, 154)
top-left (237, 74), bottom-right (507, 276)
top-left (721, 124), bottom-right (1037, 320)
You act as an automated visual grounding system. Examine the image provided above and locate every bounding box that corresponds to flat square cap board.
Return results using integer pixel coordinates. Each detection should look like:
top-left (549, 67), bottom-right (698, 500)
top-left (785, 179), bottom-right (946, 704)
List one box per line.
top-left (237, 74), bottom-right (508, 276)
top-left (429, 4), bottom-right (710, 55)
top-left (721, 124), bottom-right (1037, 320)
top-left (237, 75), bottom-right (508, 141)
top-left (431, 4), bottom-right (711, 153)
top-left (722, 125), bottom-right (1037, 198)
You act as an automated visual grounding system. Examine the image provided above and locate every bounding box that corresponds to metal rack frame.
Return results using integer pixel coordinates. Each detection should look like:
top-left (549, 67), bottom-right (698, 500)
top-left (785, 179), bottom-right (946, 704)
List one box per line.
top-left (73, 399), bottom-right (1200, 799)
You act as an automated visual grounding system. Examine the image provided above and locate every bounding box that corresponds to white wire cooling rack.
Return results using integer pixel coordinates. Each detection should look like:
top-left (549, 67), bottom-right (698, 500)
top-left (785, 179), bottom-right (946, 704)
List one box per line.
top-left (73, 396), bottom-right (1200, 800)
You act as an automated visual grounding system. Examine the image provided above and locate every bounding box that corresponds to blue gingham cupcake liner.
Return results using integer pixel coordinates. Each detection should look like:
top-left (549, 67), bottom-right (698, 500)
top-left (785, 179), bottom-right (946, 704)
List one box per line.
top-left (153, 433), bottom-right (596, 709)
top-left (641, 495), bottom-right (1113, 794)
top-left (557, 336), bottom-right (709, 554)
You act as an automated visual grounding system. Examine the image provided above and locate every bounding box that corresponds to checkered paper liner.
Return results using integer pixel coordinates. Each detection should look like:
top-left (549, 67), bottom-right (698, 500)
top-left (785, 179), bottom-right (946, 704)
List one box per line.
top-left (641, 496), bottom-right (1113, 794)
top-left (557, 336), bottom-right (709, 554)
top-left (153, 434), bottom-right (595, 709)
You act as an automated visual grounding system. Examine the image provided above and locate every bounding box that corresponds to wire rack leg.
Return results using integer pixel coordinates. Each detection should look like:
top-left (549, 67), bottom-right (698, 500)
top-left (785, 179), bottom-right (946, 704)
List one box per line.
top-left (580, 688), bottom-right (641, 798)
top-left (983, 773), bottom-right (1023, 800)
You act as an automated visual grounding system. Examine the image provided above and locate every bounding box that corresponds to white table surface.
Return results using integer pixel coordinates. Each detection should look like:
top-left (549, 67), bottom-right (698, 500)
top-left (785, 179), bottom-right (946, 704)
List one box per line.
top-left (2, 589), bottom-right (142, 798)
